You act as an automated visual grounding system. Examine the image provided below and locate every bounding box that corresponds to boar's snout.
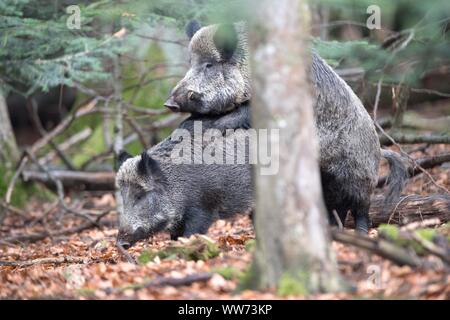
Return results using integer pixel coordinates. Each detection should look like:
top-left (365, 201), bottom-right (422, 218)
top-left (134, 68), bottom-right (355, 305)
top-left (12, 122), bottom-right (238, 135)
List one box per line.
top-left (117, 227), bottom-right (147, 249)
top-left (164, 96), bottom-right (180, 112)
top-left (116, 238), bottom-right (131, 250)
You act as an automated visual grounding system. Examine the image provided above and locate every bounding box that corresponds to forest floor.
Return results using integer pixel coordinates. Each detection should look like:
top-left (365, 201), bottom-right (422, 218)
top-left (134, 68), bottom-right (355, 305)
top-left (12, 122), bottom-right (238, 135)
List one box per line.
top-left (0, 144), bottom-right (449, 300)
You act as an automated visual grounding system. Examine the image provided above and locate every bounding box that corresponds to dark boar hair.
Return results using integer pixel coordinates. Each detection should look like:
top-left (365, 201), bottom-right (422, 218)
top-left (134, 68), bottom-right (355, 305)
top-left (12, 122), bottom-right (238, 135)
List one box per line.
top-left (165, 20), bottom-right (409, 233)
top-left (115, 129), bottom-right (253, 248)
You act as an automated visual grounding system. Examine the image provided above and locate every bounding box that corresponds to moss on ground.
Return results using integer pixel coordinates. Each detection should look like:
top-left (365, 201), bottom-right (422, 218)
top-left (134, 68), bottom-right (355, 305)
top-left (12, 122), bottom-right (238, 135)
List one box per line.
top-left (138, 236), bottom-right (220, 264)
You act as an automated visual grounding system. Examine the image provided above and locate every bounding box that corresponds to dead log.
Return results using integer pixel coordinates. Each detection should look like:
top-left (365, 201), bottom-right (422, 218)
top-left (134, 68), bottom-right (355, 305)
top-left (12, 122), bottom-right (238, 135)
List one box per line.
top-left (345, 194), bottom-right (450, 228)
top-left (19, 170), bottom-right (450, 229)
top-left (21, 170), bottom-right (115, 191)
top-left (378, 112), bottom-right (450, 132)
top-left (380, 132), bottom-right (450, 146)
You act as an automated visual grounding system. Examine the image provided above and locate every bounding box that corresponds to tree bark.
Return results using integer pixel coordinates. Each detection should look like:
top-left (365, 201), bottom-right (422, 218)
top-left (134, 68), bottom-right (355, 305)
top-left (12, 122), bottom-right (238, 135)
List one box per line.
top-left (0, 91), bottom-right (19, 163)
top-left (0, 90), bottom-right (20, 223)
top-left (249, 0), bottom-right (342, 294)
top-left (363, 194), bottom-right (450, 228)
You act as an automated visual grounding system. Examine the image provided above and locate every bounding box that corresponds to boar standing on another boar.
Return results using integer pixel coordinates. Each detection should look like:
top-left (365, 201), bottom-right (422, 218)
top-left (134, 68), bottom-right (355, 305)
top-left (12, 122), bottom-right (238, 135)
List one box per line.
top-left (164, 20), bottom-right (409, 233)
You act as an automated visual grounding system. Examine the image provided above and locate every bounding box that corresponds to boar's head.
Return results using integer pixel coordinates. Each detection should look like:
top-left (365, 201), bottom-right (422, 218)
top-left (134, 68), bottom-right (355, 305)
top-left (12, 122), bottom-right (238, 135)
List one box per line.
top-left (115, 151), bottom-right (173, 248)
top-left (165, 21), bottom-right (251, 115)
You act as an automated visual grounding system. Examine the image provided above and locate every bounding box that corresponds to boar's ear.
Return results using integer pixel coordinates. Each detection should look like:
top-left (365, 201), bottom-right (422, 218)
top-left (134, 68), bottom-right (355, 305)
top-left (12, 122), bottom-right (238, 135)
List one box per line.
top-left (117, 151), bottom-right (133, 169)
top-left (186, 20), bottom-right (202, 40)
top-left (137, 151), bottom-right (162, 177)
top-left (213, 23), bottom-right (238, 61)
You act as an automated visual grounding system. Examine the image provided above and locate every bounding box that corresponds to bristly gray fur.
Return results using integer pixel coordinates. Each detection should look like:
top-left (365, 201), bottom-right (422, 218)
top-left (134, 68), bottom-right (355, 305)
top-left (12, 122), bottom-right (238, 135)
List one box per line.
top-left (116, 127), bottom-right (253, 247)
top-left (164, 21), bottom-right (409, 233)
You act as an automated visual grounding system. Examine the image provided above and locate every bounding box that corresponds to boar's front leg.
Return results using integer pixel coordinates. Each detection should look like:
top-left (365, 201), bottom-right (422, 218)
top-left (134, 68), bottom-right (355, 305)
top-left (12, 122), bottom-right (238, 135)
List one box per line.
top-left (213, 104), bottom-right (251, 133)
top-left (170, 225), bottom-right (185, 241)
top-left (182, 207), bottom-right (215, 238)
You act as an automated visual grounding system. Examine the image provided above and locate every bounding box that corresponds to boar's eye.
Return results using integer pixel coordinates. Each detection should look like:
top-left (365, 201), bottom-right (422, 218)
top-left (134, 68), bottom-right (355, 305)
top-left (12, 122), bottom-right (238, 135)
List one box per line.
top-left (135, 191), bottom-right (146, 202)
top-left (205, 62), bottom-right (213, 69)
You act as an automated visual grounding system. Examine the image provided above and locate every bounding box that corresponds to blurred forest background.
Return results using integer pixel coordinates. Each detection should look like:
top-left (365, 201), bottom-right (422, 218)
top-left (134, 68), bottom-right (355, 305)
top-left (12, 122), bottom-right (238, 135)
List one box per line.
top-left (0, 0), bottom-right (449, 299)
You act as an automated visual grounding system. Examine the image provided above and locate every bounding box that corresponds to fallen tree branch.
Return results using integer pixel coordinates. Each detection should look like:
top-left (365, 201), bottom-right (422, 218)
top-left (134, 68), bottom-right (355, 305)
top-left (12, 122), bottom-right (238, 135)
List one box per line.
top-left (345, 194), bottom-right (450, 229)
top-left (38, 128), bottom-right (92, 166)
top-left (377, 113), bottom-right (450, 132)
top-left (25, 151), bottom-right (98, 225)
top-left (372, 79), bottom-right (449, 195)
top-left (5, 98), bottom-right (99, 204)
top-left (377, 153), bottom-right (450, 187)
top-left (380, 132), bottom-right (450, 146)
top-left (139, 272), bottom-right (213, 290)
top-left (331, 229), bottom-right (423, 268)
top-left (400, 218), bottom-right (442, 231)
top-left (410, 233), bottom-right (450, 265)
top-left (29, 99), bottom-right (76, 170)
top-left (22, 170), bottom-right (115, 191)
top-left (103, 272), bottom-right (213, 295)
top-left (0, 256), bottom-right (86, 267)
top-left (1, 217), bottom-right (111, 244)
top-left (116, 243), bottom-right (137, 265)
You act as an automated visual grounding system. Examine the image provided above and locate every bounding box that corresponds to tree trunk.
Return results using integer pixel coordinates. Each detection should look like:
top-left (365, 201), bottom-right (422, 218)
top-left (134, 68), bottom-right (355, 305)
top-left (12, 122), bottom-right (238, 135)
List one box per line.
top-left (112, 57), bottom-right (124, 215)
top-left (0, 90), bottom-right (19, 223)
top-left (0, 91), bottom-right (19, 163)
top-left (248, 0), bottom-right (342, 294)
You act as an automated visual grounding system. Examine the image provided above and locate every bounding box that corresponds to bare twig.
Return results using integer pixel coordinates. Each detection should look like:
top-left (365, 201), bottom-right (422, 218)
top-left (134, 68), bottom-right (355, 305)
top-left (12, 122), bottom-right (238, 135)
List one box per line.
top-left (134, 34), bottom-right (187, 46)
top-left (410, 233), bottom-right (450, 265)
top-left (141, 272), bottom-right (213, 289)
top-left (21, 170), bottom-right (115, 191)
top-left (387, 194), bottom-right (415, 225)
top-left (38, 128), bottom-right (92, 165)
top-left (380, 133), bottom-right (450, 146)
top-left (0, 256), bottom-right (86, 267)
top-left (1, 216), bottom-right (111, 244)
top-left (348, 194), bottom-right (450, 228)
top-left (332, 209), bottom-right (343, 230)
top-left (116, 243), bottom-right (137, 265)
top-left (400, 218), bottom-right (441, 231)
top-left (25, 150), bottom-right (99, 226)
top-left (5, 98), bottom-right (99, 204)
top-left (373, 79), bottom-right (449, 194)
top-left (28, 200), bottom-right (59, 227)
top-left (29, 98), bottom-right (75, 170)
top-left (125, 104), bottom-right (168, 116)
top-left (5, 152), bottom-right (28, 204)
top-left (331, 229), bottom-right (423, 268)
top-left (410, 87), bottom-right (450, 98)
top-left (125, 117), bottom-right (149, 149)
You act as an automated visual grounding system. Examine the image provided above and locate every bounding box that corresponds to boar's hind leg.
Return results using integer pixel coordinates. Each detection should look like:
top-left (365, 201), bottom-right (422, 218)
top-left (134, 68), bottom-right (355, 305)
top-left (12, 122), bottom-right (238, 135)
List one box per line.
top-left (350, 199), bottom-right (371, 234)
top-left (182, 208), bottom-right (215, 238)
top-left (321, 171), bottom-right (347, 226)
